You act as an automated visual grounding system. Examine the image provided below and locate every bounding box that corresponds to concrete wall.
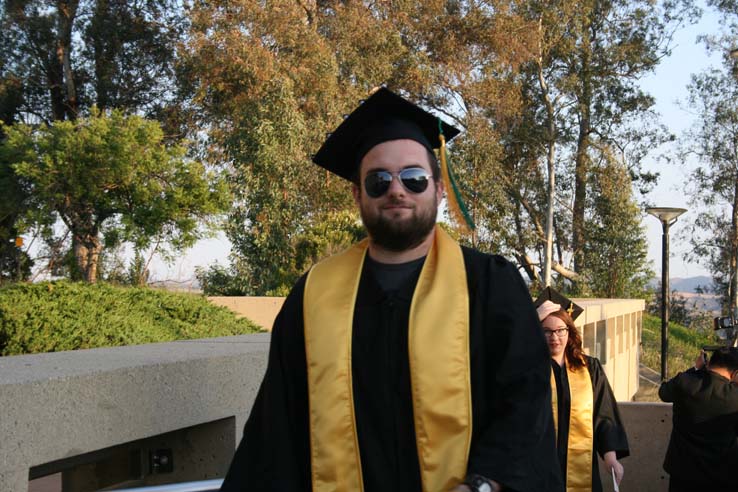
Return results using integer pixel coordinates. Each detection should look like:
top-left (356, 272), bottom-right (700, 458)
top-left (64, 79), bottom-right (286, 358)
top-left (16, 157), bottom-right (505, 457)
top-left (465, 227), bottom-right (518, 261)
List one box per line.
top-left (0, 335), bottom-right (269, 492)
top-left (3, 297), bottom-right (648, 491)
top-left (1, 334), bottom-right (676, 492)
top-left (598, 402), bottom-right (672, 492)
top-left (208, 297), bottom-right (284, 331)
top-left (576, 298), bottom-right (645, 401)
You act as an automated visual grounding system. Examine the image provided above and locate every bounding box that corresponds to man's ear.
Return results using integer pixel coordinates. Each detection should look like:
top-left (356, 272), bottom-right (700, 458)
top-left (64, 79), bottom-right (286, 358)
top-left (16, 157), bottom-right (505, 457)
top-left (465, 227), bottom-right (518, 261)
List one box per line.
top-left (435, 177), bottom-right (445, 204)
top-left (352, 183), bottom-right (361, 206)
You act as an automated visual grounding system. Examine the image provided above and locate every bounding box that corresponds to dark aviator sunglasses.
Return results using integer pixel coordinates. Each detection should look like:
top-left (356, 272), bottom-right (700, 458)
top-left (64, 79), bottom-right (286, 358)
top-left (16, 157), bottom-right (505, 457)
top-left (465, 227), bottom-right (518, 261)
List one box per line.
top-left (363, 168), bottom-right (433, 198)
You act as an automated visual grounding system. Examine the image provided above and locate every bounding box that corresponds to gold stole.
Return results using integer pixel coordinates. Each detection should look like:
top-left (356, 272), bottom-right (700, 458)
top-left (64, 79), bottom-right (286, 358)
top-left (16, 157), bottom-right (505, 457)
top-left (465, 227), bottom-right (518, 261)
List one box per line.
top-left (550, 358), bottom-right (594, 492)
top-left (303, 226), bottom-right (472, 492)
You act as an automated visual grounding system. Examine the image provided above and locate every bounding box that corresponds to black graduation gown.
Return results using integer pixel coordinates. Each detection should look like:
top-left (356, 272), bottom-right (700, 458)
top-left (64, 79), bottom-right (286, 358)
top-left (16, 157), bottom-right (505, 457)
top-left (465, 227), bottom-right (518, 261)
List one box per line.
top-left (221, 247), bottom-right (563, 492)
top-left (550, 356), bottom-right (629, 492)
top-left (659, 368), bottom-right (738, 488)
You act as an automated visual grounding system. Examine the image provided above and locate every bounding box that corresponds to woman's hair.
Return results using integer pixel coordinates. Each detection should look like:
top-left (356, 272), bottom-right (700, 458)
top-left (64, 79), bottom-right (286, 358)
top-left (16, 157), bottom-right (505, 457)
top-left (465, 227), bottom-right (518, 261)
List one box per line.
top-left (548, 310), bottom-right (586, 370)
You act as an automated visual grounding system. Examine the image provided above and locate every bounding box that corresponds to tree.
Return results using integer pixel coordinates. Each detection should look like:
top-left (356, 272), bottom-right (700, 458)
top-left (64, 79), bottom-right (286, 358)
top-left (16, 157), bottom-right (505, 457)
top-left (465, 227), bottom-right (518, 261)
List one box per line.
top-left (499, 0), bottom-right (695, 295)
top-left (0, 109), bottom-right (228, 283)
top-left (680, 66), bottom-right (738, 315)
top-left (583, 153), bottom-right (652, 298)
top-left (1, 0), bottom-right (185, 124)
top-left (184, 0), bottom-right (534, 294)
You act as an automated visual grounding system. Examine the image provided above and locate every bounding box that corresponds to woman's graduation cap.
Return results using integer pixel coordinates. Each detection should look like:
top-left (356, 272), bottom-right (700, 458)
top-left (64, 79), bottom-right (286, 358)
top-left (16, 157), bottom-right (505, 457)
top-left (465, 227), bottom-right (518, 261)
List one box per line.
top-left (534, 286), bottom-right (584, 322)
top-left (312, 87), bottom-right (475, 230)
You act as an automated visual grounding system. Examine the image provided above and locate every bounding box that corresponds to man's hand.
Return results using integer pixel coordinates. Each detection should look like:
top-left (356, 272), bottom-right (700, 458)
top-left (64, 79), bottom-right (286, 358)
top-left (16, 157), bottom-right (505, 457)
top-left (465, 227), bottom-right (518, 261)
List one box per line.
top-left (604, 451), bottom-right (624, 485)
top-left (450, 478), bottom-right (501, 492)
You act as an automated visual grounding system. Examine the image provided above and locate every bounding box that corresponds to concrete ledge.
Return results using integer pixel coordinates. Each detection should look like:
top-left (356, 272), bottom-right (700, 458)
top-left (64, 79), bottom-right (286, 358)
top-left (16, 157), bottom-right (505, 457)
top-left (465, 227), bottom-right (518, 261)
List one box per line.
top-left (0, 334), bottom-right (270, 491)
top-left (208, 297), bottom-right (285, 331)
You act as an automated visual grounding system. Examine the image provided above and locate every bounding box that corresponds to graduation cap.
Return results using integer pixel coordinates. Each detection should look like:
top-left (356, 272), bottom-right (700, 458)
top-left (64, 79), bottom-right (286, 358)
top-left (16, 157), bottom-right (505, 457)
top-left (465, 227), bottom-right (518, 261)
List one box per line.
top-left (312, 87), bottom-right (474, 230)
top-left (534, 286), bottom-right (584, 322)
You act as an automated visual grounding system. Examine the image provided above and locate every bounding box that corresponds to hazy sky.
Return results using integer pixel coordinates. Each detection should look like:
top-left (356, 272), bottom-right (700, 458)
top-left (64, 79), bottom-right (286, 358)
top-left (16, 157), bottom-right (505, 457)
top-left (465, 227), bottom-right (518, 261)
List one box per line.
top-left (639, 3), bottom-right (724, 279)
top-left (150, 2), bottom-right (727, 284)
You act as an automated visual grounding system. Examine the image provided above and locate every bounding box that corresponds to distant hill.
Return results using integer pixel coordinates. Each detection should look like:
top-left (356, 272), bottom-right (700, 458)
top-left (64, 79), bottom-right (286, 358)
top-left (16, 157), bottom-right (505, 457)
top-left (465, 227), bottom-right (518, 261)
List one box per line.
top-left (647, 275), bottom-right (721, 314)
top-left (649, 275), bottom-right (713, 294)
top-left (671, 276), bottom-right (713, 293)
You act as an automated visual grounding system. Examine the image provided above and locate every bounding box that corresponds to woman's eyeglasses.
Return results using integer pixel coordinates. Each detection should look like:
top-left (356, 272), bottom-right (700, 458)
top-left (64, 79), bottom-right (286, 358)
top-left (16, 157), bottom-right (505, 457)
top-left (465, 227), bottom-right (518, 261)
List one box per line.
top-left (364, 168), bottom-right (432, 198)
top-left (543, 328), bottom-right (568, 338)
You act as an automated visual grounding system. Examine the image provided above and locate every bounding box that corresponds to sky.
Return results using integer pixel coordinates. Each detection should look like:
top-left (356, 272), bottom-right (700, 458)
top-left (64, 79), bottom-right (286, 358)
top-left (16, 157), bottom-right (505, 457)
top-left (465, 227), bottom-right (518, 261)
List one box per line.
top-left (639, 3), bottom-right (724, 279)
top-left (148, 2), bottom-right (727, 285)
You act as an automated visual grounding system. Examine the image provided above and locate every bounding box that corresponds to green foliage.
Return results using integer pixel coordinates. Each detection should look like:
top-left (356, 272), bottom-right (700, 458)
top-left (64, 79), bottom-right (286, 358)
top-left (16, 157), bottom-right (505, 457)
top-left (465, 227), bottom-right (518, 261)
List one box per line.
top-left (678, 63), bottom-right (738, 315)
top-left (504, 0), bottom-right (695, 290)
top-left (0, 281), bottom-right (259, 356)
top-left (0, 109), bottom-right (229, 282)
top-left (1, 0), bottom-right (184, 123)
top-left (641, 313), bottom-right (720, 379)
top-left (582, 157), bottom-right (653, 298)
top-left (199, 210), bottom-right (366, 296)
top-left (184, 0), bottom-right (534, 295)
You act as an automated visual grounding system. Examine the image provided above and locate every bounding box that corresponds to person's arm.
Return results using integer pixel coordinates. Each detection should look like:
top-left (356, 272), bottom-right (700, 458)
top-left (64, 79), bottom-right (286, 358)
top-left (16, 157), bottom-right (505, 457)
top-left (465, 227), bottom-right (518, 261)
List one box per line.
top-left (589, 358), bottom-right (629, 460)
top-left (220, 276), bottom-right (311, 492)
top-left (658, 352), bottom-right (703, 403)
top-left (463, 252), bottom-right (561, 492)
top-left (585, 357), bottom-right (628, 487)
top-left (658, 377), bottom-right (675, 402)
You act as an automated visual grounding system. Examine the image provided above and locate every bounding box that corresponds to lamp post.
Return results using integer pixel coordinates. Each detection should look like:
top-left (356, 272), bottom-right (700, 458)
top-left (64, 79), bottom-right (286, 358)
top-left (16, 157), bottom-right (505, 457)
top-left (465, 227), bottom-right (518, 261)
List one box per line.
top-left (646, 207), bottom-right (687, 381)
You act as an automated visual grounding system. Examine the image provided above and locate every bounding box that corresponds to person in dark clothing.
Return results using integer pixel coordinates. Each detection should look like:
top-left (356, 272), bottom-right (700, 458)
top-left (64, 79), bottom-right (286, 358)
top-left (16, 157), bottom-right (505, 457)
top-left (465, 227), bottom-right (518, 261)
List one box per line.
top-left (535, 290), bottom-right (629, 492)
top-left (220, 88), bottom-right (562, 492)
top-left (659, 347), bottom-right (738, 492)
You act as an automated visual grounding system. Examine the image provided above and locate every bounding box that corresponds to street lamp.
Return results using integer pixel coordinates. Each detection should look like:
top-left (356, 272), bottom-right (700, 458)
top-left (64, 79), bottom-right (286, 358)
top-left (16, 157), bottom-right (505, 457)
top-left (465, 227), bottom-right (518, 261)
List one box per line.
top-left (646, 207), bottom-right (687, 381)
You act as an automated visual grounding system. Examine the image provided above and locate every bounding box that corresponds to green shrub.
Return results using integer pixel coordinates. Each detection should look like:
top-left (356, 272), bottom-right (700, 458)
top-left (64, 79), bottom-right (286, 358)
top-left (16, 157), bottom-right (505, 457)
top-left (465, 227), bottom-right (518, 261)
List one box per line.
top-left (0, 281), bottom-right (260, 356)
top-left (641, 313), bottom-right (720, 379)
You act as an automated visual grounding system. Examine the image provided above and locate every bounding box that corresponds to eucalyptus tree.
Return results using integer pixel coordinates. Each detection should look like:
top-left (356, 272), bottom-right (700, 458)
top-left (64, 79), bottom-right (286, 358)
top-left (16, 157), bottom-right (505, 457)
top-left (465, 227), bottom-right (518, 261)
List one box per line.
top-left (1, 0), bottom-right (185, 124)
top-left (674, 0), bottom-right (738, 315)
top-left (503, 0), bottom-right (695, 296)
top-left (185, 0), bottom-right (533, 294)
top-left (679, 64), bottom-right (738, 315)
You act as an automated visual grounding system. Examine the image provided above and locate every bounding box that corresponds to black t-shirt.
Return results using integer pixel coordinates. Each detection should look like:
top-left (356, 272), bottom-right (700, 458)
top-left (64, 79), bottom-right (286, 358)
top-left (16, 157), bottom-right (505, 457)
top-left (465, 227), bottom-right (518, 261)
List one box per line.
top-left (363, 254), bottom-right (425, 293)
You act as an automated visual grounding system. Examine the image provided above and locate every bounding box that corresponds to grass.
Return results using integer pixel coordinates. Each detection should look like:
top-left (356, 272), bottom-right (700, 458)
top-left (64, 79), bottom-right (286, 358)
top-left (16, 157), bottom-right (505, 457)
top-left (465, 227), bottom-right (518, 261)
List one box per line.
top-left (640, 313), bottom-right (719, 380)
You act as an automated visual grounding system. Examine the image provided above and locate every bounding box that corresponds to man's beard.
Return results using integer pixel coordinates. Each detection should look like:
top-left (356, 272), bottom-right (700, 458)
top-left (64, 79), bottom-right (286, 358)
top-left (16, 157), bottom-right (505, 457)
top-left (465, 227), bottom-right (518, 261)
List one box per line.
top-left (360, 196), bottom-right (437, 252)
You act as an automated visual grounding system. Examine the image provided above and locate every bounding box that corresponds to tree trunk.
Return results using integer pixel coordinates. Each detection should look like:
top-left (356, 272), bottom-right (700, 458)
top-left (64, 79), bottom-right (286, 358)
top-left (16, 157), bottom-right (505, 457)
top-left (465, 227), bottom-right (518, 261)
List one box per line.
top-left (572, 18), bottom-right (592, 276)
top-left (537, 16), bottom-right (556, 288)
top-left (73, 233), bottom-right (102, 283)
top-left (728, 179), bottom-right (738, 318)
top-left (55, 0), bottom-right (80, 120)
top-left (92, 0), bottom-right (111, 111)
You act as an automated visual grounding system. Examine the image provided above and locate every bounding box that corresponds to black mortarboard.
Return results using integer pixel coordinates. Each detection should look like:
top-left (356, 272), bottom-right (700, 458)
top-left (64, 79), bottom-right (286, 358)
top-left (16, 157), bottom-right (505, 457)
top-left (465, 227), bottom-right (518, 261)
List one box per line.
top-left (312, 88), bottom-right (461, 181)
top-left (534, 286), bottom-right (584, 322)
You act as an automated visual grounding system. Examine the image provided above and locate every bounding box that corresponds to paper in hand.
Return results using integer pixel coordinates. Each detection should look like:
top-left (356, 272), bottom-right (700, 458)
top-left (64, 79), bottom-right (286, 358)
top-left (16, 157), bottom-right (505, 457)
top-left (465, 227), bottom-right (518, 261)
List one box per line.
top-left (612, 467), bottom-right (620, 492)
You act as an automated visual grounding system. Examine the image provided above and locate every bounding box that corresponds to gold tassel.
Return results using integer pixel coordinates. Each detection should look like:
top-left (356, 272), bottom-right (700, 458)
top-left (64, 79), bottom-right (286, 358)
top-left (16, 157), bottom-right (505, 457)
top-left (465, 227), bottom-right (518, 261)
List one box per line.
top-left (439, 133), bottom-right (474, 231)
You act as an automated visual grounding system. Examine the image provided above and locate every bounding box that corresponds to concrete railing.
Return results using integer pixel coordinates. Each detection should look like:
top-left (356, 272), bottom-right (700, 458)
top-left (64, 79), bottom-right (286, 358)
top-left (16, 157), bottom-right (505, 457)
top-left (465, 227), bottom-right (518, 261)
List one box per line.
top-left (1, 335), bottom-right (269, 492)
top-left (208, 296), bottom-right (644, 401)
top-left (2, 297), bottom-right (661, 492)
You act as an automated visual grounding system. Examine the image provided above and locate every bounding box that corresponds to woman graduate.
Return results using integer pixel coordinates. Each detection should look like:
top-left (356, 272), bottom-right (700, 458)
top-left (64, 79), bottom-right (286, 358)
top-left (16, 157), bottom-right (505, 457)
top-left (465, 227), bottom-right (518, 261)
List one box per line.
top-left (535, 288), bottom-right (629, 492)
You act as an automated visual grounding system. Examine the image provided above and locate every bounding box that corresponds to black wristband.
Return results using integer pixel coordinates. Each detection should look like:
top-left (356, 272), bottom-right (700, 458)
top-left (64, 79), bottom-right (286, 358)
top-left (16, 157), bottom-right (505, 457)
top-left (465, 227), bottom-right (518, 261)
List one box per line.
top-left (463, 474), bottom-right (498, 492)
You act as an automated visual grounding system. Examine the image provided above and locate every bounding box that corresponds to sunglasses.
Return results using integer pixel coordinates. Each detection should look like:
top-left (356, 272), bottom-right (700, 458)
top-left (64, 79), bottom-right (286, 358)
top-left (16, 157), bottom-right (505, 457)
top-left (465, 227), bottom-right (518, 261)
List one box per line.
top-left (363, 168), bottom-right (433, 198)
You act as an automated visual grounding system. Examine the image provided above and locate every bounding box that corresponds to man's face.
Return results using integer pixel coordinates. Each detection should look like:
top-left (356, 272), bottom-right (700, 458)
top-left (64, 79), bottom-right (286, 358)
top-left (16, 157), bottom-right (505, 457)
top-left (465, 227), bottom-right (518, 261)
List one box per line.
top-left (352, 139), bottom-right (442, 252)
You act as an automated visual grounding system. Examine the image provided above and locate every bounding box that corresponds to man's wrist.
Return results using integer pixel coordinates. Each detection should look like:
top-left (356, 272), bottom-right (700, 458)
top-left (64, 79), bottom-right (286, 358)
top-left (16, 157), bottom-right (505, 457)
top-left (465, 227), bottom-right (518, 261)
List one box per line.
top-left (463, 474), bottom-right (501, 492)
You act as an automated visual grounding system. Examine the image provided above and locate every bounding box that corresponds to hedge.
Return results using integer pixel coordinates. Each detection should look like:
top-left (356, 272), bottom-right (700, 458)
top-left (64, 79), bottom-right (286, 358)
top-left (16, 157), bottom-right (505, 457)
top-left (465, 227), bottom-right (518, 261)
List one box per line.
top-left (0, 281), bottom-right (260, 356)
